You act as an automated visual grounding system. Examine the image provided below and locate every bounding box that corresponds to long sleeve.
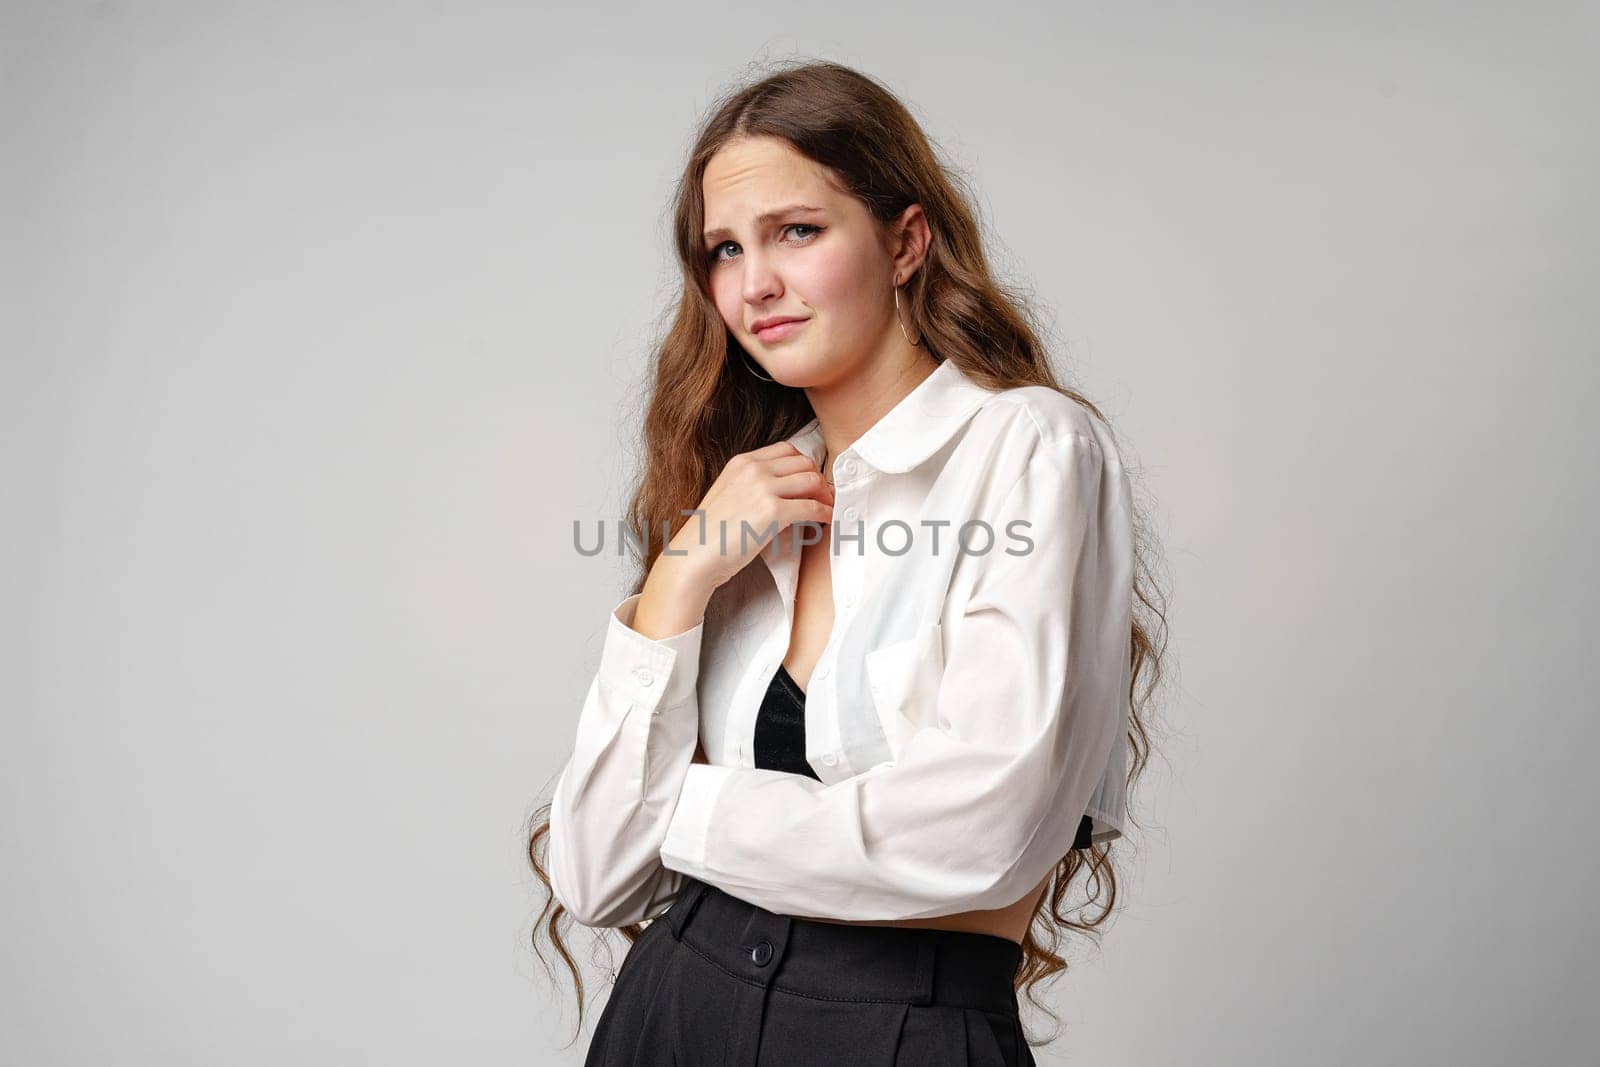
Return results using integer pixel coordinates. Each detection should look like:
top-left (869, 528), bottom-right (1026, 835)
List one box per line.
top-left (658, 431), bottom-right (1133, 921)
top-left (547, 593), bottom-right (704, 927)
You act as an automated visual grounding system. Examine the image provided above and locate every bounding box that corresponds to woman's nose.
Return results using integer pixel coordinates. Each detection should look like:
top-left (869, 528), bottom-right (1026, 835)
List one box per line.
top-left (739, 256), bottom-right (782, 303)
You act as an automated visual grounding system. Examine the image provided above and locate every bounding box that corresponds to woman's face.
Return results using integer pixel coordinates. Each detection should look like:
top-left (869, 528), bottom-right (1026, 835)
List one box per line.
top-left (701, 136), bottom-right (906, 387)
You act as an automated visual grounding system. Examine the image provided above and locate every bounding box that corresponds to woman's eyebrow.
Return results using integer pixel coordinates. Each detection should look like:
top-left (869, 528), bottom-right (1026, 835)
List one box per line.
top-left (703, 203), bottom-right (826, 242)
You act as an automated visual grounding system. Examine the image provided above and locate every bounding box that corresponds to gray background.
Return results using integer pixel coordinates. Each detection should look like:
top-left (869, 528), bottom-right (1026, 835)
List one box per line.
top-left (4, 2), bottom-right (1596, 1064)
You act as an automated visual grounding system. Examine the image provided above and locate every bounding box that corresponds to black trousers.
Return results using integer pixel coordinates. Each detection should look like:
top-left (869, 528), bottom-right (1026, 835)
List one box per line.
top-left (585, 876), bottom-right (1036, 1066)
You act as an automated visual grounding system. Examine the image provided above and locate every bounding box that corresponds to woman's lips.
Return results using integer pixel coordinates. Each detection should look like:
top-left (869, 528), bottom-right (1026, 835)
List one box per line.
top-left (756, 319), bottom-right (808, 343)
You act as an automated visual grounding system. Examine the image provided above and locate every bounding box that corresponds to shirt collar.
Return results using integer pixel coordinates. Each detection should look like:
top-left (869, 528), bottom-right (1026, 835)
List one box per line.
top-left (782, 359), bottom-right (996, 475)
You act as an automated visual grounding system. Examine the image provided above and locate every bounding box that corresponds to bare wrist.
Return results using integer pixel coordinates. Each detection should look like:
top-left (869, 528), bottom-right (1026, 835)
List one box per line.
top-left (630, 559), bottom-right (714, 640)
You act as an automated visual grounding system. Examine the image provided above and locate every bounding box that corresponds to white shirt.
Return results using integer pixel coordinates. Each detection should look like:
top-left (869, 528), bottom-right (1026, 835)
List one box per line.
top-left (548, 358), bottom-right (1134, 927)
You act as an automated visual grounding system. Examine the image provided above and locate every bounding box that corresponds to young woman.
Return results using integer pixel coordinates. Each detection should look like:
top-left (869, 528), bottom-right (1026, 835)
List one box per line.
top-left (528, 61), bottom-right (1168, 1066)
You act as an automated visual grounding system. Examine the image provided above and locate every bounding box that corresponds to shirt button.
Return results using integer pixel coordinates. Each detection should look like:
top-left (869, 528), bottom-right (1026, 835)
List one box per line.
top-left (842, 506), bottom-right (859, 521)
top-left (840, 458), bottom-right (859, 478)
top-left (634, 668), bottom-right (654, 687)
top-left (750, 939), bottom-right (774, 967)
top-left (822, 753), bottom-right (837, 766)
top-left (815, 664), bottom-right (830, 679)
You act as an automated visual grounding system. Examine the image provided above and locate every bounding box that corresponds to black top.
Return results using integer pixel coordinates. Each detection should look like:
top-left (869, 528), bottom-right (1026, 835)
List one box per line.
top-left (752, 664), bottom-right (821, 781)
top-left (751, 664), bottom-right (1095, 850)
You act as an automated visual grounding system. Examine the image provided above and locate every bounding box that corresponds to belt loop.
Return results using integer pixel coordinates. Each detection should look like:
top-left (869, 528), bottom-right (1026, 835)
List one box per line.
top-left (910, 929), bottom-right (937, 1006)
top-left (666, 878), bottom-right (709, 941)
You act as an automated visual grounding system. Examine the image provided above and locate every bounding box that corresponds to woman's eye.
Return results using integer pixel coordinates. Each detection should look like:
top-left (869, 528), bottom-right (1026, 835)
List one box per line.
top-left (706, 224), bottom-right (822, 265)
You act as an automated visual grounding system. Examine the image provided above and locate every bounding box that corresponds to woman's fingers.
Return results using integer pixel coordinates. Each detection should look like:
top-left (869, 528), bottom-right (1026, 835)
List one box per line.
top-left (771, 468), bottom-right (834, 505)
top-left (747, 440), bottom-right (808, 463)
top-left (762, 451), bottom-right (821, 477)
top-left (774, 496), bottom-right (835, 535)
top-left (756, 447), bottom-right (833, 503)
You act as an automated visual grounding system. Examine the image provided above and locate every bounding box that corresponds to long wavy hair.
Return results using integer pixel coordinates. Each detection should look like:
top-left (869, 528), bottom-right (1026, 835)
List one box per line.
top-left (526, 58), bottom-right (1172, 1052)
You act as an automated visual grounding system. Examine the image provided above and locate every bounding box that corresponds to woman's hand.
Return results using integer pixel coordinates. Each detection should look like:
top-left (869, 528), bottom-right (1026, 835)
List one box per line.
top-left (629, 442), bottom-right (834, 641)
top-left (664, 441), bottom-right (835, 592)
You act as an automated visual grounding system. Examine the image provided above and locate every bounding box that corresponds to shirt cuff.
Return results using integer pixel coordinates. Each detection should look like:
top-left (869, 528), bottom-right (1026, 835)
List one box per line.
top-left (660, 762), bottom-right (735, 871)
top-left (599, 593), bottom-right (705, 714)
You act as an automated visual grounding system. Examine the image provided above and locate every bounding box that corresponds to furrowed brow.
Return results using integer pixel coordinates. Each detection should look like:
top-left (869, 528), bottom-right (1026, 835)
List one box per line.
top-left (703, 204), bottom-right (826, 243)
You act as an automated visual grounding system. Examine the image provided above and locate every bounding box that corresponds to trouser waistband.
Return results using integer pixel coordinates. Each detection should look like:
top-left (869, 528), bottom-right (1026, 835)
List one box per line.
top-left (664, 877), bottom-right (1023, 1013)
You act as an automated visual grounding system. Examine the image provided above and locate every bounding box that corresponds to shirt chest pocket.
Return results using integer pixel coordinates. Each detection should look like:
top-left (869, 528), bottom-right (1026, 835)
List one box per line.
top-left (864, 622), bottom-right (945, 757)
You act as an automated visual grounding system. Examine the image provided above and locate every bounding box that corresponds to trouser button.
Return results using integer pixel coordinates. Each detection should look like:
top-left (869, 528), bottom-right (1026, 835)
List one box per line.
top-left (750, 939), bottom-right (774, 967)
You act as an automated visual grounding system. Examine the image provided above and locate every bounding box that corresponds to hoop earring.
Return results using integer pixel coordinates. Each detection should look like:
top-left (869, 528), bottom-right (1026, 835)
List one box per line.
top-left (741, 351), bottom-right (777, 382)
top-left (894, 275), bottom-right (922, 346)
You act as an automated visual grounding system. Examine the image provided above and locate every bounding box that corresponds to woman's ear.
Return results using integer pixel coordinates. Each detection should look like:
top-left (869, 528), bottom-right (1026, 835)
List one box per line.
top-left (890, 203), bottom-right (931, 284)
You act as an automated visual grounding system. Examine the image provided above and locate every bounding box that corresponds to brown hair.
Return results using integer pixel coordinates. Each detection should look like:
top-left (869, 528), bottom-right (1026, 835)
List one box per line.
top-left (526, 58), bottom-right (1171, 1052)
